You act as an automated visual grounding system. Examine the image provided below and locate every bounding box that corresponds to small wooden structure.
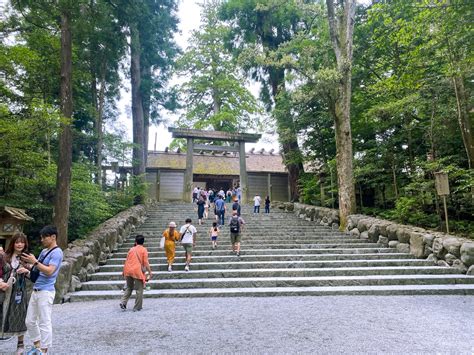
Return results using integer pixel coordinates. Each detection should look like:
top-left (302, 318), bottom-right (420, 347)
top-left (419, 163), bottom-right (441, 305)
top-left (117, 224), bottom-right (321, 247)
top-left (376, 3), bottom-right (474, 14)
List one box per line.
top-left (0, 206), bottom-right (33, 250)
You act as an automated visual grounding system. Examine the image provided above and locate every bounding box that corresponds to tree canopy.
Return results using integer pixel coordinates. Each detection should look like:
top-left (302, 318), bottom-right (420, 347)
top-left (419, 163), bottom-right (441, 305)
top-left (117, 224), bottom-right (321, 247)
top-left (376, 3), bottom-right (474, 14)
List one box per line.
top-left (0, 0), bottom-right (472, 240)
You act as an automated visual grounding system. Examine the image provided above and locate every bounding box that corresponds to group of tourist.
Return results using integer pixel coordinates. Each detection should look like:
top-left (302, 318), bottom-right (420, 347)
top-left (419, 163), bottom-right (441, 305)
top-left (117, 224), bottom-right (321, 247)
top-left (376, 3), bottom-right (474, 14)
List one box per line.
top-left (0, 226), bottom-right (64, 355)
top-left (194, 185), bottom-right (271, 228)
top-left (121, 198), bottom-right (249, 311)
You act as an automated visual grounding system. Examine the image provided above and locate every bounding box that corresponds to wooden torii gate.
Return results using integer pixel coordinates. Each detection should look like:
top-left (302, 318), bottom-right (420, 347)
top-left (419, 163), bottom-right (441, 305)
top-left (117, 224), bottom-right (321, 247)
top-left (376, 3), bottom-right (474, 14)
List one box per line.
top-left (169, 128), bottom-right (261, 204)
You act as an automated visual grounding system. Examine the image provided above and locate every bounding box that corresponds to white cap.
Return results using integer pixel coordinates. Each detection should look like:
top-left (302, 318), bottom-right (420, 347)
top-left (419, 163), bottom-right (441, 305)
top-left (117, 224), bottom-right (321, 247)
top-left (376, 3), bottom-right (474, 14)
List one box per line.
top-left (169, 221), bottom-right (177, 228)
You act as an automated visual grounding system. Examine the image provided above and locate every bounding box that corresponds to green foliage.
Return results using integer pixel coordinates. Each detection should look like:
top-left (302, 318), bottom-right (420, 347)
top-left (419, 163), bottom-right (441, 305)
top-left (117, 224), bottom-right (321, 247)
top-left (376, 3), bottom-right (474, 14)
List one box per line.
top-left (392, 196), bottom-right (439, 228)
top-left (68, 163), bottom-right (113, 240)
top-left (176, 0), bottom-right (262, 132)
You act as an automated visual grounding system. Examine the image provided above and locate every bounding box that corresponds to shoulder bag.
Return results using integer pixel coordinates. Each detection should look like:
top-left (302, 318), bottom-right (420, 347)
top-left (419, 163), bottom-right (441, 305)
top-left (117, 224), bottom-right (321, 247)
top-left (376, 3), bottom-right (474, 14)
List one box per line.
top-left (180, 226), bottom-right (191, 242)
top-left (29, 246), bottom-right (59, 283)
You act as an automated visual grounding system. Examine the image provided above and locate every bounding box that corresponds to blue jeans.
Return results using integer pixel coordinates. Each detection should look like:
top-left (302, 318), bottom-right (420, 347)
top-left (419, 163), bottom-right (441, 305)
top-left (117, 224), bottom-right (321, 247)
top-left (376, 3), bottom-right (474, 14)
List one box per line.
top-left (218, 210), bottom-right (225, 225)
top-left (265, 206), bottom-right (270, 213)
top-left (253, 205), bottom-right (260, 213)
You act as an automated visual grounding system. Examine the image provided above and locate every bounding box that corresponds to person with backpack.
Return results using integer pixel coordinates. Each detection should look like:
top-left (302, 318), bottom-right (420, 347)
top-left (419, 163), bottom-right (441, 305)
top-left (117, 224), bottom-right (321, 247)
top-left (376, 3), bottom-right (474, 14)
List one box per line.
top-left (228, 211), bottom-right (245, 257)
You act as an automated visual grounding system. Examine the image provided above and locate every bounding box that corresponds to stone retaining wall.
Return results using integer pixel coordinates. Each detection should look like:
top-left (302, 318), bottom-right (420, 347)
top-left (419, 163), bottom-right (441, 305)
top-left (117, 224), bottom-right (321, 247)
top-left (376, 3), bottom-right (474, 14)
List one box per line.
top-left (55, 205), bottom-right (147, 303)
top-left (273, 202), bottom-right (474, 275)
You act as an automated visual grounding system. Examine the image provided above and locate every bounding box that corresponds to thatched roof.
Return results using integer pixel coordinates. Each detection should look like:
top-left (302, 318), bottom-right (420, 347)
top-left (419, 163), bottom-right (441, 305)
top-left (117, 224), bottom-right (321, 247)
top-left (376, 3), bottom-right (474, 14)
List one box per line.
top-left (0, 206), bottom-right (33, 221)
top-left (147, 150), bottom-right (287, 175)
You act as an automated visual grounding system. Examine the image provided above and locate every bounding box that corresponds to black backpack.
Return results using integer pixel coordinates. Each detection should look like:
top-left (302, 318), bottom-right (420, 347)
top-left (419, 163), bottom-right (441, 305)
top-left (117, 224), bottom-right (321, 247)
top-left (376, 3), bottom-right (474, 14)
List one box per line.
top-left (230, 216), bottom-right (240, 233)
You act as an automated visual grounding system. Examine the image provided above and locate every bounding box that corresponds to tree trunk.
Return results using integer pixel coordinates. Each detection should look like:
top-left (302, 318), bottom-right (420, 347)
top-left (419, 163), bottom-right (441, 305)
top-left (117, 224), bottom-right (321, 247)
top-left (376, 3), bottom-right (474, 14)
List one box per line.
top-left (326, 0), bottom-right (357, 230)
top-left (96, 69), bottom-right (105, 187)
top-left (53, 10), bottom-right (73, 250)
top-left (130, 22), bottom-right (145, 203)
top-left (391, 161), bottom-right (399, 199)
top-left (271, 78), bottom-right (303, 202)
top-left (141, 63), bottom-right (151, 169)
top-left (452, 76), bottom-right (474, 169)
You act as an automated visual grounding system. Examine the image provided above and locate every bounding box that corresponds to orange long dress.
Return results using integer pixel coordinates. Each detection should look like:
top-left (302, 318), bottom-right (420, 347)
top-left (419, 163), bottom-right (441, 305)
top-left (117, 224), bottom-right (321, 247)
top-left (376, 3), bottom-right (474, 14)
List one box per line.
top-left (163, 228), bottom-right (180, 264)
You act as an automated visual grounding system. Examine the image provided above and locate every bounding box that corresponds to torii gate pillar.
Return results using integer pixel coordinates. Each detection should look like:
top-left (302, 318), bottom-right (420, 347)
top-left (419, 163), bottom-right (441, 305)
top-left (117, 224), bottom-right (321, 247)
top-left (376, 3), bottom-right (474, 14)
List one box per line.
top-left (169, 128), bottom-right (261, 203)
top-left (239, 141), bottom-right (248, 204)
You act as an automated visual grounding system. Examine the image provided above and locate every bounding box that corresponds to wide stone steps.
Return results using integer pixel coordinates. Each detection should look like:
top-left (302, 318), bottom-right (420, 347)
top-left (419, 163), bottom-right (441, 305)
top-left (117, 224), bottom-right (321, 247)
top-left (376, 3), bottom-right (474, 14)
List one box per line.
top-left (97, 259), bottom-right (435, 272)
top-left (79, 274), bottom-right (474, 291)
top-left (104, 253), bottom-right (414, 264)
top-left (88, 266), bottom-right (464, 281)
top-left (67, 203), bottom-right (474, 300)
top-left (110, 247), bottom-right (403, 257)
top-left (69, 284), bottom-right (474, 301)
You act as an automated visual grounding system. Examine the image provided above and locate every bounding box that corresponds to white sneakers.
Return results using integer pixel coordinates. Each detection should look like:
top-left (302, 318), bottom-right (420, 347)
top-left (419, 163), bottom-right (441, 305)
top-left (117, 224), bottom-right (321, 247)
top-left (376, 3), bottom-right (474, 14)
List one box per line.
top-left (184, 264), bottom-right (190, 272)
top-left (168, 265), bottom-right (172, 272)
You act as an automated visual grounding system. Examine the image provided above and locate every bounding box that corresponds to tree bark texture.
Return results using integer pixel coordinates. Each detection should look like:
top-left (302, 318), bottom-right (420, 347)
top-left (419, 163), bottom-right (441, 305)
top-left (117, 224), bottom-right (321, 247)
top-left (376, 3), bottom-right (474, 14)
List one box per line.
top-left (270, 72), bottom-right (303, 202)
top-left (452, 76), bottom-right (474, 169)
top-left (141, 63), bottom-right (151, 168)
top-left (53, 10), bottom-right (73, 250)
top-left (130, 23), bottom-right (146, 204)
top-left (326, 0), bottom-right (357, 230)
top-left (92, 62), bottom-right (106, 187)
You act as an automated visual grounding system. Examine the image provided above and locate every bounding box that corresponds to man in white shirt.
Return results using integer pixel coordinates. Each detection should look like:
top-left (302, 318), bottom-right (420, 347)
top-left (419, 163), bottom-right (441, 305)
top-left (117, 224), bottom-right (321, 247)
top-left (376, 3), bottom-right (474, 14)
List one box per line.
top-left (253, 194), bottom-right (261, 213)
top-left (179, 218), bottom-right (197, 271)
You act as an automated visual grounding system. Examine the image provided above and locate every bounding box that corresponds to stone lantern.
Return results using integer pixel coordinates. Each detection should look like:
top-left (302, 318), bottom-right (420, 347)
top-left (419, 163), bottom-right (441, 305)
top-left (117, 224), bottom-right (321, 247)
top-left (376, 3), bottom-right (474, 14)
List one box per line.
top-left (0, 206), bottom-right (33, 250)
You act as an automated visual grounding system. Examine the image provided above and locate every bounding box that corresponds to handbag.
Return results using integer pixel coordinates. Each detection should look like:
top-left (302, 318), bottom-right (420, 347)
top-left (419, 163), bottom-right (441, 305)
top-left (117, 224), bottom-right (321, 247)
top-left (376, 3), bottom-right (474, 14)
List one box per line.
top-left (159, 236), bottom-right (165, 249)
top-left (29, 246), bottom-right (59, 283)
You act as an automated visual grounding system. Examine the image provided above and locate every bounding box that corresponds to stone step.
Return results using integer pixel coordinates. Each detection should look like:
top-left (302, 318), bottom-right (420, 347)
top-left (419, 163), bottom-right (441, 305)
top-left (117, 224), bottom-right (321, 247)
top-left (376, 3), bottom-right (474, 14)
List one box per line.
top-left (104, 253), bottom-right (414, 265)
top-left (89, 266), bottom-right (463, 281)
top-left (80, 274), bottom-right (474, 291)
top-left (67, 203), bottom-right (471, 301)
top-left (114, 243), bottom-right (386, 252)
top-left (120, 238), bottom-right (367, 247)
top-left (97, 259), bottom-right (434, 272)
top-left (68, 284), bottom-right (474, 301)
top-left (110, 247), bottom-right (403, 258)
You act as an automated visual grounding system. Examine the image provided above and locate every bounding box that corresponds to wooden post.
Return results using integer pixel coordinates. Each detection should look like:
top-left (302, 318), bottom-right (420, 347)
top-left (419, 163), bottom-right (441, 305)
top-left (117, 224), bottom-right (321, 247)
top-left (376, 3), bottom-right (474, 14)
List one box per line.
top-left (184, 138), bottom-right (194, 202)
top-left (239, 141), bottom-right (248, 204)
top-left (267, 173), bottom-right (272, 200)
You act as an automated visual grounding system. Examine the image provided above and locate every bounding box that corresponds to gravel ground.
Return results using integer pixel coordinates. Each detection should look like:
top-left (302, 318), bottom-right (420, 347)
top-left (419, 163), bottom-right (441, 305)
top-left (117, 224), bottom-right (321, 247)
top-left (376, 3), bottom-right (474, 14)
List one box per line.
top-left (1, 295), bottom-right (473, 354)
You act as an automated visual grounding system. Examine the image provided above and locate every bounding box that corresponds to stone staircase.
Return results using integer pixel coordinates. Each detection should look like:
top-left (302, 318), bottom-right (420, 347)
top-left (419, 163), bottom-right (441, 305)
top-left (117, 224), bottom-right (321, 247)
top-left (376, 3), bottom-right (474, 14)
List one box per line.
top-left (69, 203), bottom-right (474, 301)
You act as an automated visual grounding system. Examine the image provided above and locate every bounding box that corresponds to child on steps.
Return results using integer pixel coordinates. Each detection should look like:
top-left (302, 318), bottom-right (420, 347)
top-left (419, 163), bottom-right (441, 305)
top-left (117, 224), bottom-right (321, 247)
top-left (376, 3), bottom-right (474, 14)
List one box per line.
top-left (209, 222), bottom-right (220, 250)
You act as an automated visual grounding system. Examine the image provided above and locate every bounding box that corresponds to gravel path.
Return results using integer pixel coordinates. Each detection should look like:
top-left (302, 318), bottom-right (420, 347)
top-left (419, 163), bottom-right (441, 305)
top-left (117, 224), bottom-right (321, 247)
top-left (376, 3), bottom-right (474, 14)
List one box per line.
top-left (1, 296), bottom-right (473, 354)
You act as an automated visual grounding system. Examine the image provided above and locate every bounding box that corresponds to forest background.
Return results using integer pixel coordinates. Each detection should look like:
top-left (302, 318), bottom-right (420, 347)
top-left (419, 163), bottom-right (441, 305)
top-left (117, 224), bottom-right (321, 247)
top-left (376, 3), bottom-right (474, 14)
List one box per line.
top-left (0, 0), bottom-right (472, 250)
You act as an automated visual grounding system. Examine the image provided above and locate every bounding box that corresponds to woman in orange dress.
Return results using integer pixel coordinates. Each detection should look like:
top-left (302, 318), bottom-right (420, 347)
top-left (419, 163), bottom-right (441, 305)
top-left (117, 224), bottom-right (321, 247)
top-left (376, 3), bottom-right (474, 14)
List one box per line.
top-left (163, 221), bottom-right (180, 272)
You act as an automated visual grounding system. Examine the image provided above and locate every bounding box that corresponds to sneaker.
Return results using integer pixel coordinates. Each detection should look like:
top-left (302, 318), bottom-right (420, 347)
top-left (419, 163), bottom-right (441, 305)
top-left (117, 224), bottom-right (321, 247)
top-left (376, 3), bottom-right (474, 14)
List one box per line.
top-left (168, 265), bottom-right (172, 272)
top-left (26, 348), bottom-right (41, 355)
top-left (119, 303), bottom-right (126, 310)
top-left (236, 252), bottom-right (240, 257)
top-left (184, 265), bottom-right (190, 272)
